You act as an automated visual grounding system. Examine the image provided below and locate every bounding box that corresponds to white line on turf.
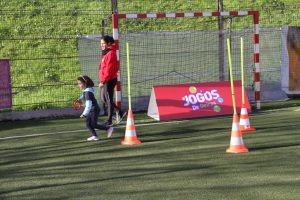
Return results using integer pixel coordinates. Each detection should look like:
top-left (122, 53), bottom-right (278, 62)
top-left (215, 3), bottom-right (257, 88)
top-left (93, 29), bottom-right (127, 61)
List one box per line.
top-left (0, 108), bottom-right (297, 141)
top-left (0, 120), bottom-right (187, 140)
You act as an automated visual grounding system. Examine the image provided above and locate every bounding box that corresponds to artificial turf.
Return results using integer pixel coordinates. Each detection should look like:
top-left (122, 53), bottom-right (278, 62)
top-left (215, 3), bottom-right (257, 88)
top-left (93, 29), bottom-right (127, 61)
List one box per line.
top-left (0, 106), bottom-right (300, 200)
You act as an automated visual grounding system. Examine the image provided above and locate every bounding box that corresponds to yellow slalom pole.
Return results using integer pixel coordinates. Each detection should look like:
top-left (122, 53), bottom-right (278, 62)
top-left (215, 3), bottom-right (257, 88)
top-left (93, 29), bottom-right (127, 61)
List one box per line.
top-left (122, 42), bottom-right (141, 145)
top-left (126, 42), bottom-right (132, 111)
top-left (241, 37), bottom-right (245, 105)
top-left (227, 38), bottom-right (237, 114)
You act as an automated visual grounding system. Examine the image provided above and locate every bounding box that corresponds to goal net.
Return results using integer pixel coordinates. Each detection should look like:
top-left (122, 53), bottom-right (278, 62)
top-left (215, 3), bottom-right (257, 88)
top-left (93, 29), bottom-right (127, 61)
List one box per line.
top-left (77, 11), bottom-right (288, 112)
top-left (114, 11), bottom-right (261, 111)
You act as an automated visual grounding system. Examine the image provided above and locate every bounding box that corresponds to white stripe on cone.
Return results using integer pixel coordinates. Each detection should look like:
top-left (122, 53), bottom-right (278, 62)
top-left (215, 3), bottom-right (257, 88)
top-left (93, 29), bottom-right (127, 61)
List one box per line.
top-left (127, 117), bottom-right (134, 125)
top-left (125, 130), bottom-right (137, 137)
top-left (230, 137), bottom-right (244, 145)
top-left (241, 108), bottom-right (248, 115)
top-left (232, 122), bottom-right (240, 131)
top-left (240, 107), bottom-right (252, 129)
top-left (125, 114), bottom-right (137, 137)
top-left (240, 119), bottom-right (250, 127)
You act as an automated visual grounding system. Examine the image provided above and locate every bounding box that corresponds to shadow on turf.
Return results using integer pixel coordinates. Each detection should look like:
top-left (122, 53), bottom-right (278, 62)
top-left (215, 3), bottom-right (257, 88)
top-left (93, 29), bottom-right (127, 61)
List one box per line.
top-left (0, 163), bottom-right (215, 197)
top-left (253, 124), bottom-right (299, 131)
top-left (139, 128), bottom-right (226, 144)
top-left (0, 119), bottom-right (53, 131)
top-left (249, 142), bottom-right (300, 151)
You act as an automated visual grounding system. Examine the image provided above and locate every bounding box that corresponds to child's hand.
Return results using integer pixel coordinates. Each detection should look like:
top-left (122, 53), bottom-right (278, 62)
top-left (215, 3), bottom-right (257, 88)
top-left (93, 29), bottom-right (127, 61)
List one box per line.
top-left (80, 114), bottom-right (85, 119)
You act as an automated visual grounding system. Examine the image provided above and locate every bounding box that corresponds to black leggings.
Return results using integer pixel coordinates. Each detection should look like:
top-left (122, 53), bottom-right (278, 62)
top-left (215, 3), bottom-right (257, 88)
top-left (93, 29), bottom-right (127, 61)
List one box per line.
top-left (86, 109), bottom-right (108, 137)
top-left (100, 78), bottom-right (120, 123)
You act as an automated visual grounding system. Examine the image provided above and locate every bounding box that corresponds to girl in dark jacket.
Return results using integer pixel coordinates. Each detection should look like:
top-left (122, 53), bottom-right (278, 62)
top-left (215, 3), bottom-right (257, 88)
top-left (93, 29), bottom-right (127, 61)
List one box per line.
top-left (77, 75), bottom-right (113, 141)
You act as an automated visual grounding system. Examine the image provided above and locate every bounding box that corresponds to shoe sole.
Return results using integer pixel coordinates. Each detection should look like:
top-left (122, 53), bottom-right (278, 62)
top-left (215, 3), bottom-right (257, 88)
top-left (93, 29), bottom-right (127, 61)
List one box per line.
top-left (107, 133), bottom-right (112, 138)
top-left (87, 138), bottom-right (100, 141)
top-left (107, 127), bottom-right (114, 138)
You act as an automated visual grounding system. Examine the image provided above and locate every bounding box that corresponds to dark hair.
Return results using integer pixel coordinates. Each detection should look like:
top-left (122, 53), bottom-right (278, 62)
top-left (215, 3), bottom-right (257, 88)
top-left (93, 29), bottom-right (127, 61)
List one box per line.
top-left (77, 75), bottom-right (94, 87)
top-left (101, 35), bottom-right (114, 44)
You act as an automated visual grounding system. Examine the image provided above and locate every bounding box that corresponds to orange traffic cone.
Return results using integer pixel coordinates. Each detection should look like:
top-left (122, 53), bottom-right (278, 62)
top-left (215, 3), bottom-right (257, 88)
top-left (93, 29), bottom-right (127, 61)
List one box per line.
top-left (239, 104), bottom-right (256, 132)
top-left (121, 109), bottom-right (141, 145)
top-left (226, 113), bottom-right (249, 153)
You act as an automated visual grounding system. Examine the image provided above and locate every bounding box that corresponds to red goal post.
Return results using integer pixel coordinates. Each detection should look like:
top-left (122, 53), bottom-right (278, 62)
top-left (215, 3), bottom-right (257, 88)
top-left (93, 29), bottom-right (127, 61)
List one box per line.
top-left (112, 11), bottom-right (260, 109)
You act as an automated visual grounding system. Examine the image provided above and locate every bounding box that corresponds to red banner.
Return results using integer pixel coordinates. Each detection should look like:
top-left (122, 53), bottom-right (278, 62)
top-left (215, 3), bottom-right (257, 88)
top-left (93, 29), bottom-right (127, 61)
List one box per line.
top-left (147, 81), bottom-right (251, 121)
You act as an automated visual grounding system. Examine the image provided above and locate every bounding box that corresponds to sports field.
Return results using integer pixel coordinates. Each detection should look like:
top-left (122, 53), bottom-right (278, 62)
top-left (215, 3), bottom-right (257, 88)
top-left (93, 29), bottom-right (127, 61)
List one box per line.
top-left (1, 102), bottom-right (300, 200)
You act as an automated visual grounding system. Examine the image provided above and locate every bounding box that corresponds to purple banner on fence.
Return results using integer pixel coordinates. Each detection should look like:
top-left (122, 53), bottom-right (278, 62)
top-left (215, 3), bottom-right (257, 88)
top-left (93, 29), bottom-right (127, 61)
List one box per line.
top-left (0, 59), bottom-right (12, 109)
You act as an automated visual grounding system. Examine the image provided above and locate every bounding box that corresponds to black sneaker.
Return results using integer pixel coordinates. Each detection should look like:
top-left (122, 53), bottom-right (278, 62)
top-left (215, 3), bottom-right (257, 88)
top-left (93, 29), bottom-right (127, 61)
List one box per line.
top-left (115, 111), bottom-right (127, 124)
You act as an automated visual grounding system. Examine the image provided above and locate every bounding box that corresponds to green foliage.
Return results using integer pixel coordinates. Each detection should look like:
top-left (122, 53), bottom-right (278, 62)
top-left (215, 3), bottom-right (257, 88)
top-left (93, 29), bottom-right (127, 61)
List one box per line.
top-left (1, 0), bottom-right (300, 111)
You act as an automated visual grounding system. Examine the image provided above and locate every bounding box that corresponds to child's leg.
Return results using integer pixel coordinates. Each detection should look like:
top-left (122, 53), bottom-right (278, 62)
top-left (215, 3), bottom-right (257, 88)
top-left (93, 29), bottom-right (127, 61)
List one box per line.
top-left (91, 109), bottom-right (109, 130)
top-left (86, 114), bottom-right (98, 137)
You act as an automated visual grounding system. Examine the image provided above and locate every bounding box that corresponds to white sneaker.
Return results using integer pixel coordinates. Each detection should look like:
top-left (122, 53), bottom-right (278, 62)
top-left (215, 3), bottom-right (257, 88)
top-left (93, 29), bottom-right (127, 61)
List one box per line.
top-left (87, 136), bottom-right (100, 141)
top-left (107, 126), bottom-right (114, 138)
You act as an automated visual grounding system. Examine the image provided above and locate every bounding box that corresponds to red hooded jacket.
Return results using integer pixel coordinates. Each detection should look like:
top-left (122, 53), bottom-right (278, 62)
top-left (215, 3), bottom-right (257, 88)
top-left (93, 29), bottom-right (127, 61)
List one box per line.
top-left (99, 44), bottom-right (118, 83)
